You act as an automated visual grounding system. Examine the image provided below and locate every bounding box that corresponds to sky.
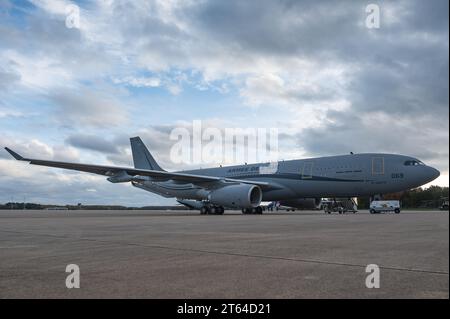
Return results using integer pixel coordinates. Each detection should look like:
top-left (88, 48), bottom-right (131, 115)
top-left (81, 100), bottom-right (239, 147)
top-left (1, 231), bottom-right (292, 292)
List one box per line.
top-left (0, 0), bottom-right (448, 206)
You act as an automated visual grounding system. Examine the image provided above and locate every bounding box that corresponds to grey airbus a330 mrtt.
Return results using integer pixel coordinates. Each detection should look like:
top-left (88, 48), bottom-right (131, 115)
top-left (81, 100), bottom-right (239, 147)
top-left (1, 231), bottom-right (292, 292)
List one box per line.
top-left (5, 137), bottom-right (440, 214)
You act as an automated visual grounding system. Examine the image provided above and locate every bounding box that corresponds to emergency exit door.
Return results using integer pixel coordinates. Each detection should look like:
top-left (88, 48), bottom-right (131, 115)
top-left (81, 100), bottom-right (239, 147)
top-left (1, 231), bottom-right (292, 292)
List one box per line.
top-left (372, 157), bottom-right (384, 175)
top-left (302, 162), bottom-right (314, 179)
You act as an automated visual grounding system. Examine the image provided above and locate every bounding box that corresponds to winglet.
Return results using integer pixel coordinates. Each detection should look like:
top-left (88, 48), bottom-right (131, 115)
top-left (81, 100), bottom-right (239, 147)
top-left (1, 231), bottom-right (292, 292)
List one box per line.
top-left (4, 147), bottom-right (25, 160)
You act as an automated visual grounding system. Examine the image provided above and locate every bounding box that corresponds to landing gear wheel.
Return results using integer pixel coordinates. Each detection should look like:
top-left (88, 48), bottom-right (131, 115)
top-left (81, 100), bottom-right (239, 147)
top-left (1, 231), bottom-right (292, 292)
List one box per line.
top-left (200, 206), bottom-right (209, 215)
top-left (255, 206), bottom-right (263, 214)
top-left (213, 206), bottom-right (224, 215)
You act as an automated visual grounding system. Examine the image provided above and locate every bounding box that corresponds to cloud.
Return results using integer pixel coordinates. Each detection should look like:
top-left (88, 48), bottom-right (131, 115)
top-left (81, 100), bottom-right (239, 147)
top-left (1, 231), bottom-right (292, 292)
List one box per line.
top-left (0, 107), bottom-right (23, 118)
top-left (0, 157), bottom-right (169, 206)
top-left (0, 66), bottom-right (20, 91)
top-left (0, 136), bottom-right (79, 162)
top-left (112, 76), bottom-right (161, 88)
top-left (0, 136), bottom-right (170, 206)
top-left (49, 87), bottom-right (128, 127)
top-left (240, 70), bottom-right (345, 108)
top-left (66, 134), bottom-right (121, 154)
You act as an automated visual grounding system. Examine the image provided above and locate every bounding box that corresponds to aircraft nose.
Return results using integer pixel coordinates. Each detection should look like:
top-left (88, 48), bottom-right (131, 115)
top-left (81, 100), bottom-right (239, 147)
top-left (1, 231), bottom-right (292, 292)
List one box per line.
top-left (426, 166), bottom-right (440, 182)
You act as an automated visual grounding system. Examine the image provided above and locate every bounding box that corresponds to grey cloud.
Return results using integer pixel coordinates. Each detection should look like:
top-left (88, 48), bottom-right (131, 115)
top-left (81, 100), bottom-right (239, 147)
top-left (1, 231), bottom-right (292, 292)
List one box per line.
top-left (402, 0), bottom-right (449, 32)
top-left (0, 169), bottom-right (172, 206)
top-left (0, 148), bottom-right (11, 160)
top-left (49, 87), bottom-right (128, 127)
top-left (0, 136), bottom-right (80, 162)
top-left (186, 0), bottom-right (449, 140)
top-left (190, 0), bottom-right (367, 58)
top-left (66, 134), bottom-right (121, 154)
top-left (106, 153), bottom-right (133, 167)
top-left (0, 67), bottom-right (20, 91)
top-left (64, 128), bottom-right (177, 168)
top-left (191, 0), bottom-right (448, 58)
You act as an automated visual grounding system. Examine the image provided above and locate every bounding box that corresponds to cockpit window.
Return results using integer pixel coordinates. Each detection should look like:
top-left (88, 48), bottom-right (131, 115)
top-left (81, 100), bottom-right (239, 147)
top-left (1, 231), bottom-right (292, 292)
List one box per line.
top-left (404, 160), bottom-right (425, 166)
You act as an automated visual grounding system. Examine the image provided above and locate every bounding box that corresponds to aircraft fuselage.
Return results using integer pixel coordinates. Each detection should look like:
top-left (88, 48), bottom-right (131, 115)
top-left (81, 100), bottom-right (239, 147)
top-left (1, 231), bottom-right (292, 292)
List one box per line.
top-left (134, 153), bottom-right (440, 200)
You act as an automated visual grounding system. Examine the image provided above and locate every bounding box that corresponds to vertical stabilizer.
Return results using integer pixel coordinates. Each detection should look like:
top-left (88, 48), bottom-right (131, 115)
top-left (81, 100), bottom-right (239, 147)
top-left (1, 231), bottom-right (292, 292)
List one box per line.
top-left (130, 137), bottom-right (165, 171)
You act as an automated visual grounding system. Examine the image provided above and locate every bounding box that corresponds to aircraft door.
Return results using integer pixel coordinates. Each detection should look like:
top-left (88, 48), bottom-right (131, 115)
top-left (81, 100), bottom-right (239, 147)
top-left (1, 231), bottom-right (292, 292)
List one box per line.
top-left (302, 162), bottom-right (314, 179)
top-left (372, 157), bottom-right (385, 175)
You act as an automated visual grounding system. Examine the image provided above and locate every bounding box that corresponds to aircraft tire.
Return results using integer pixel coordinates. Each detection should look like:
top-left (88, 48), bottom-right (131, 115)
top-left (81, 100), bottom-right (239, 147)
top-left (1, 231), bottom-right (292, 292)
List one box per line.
top-left (200, 206), bottom-right (209, 215)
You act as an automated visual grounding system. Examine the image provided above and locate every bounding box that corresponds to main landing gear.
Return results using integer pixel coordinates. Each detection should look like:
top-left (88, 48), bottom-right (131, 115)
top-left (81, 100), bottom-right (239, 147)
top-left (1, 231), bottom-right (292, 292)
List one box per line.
top-left (200, 205), bottom-right (225, 215)
top-left (241, 207), bottom-right (263, 215)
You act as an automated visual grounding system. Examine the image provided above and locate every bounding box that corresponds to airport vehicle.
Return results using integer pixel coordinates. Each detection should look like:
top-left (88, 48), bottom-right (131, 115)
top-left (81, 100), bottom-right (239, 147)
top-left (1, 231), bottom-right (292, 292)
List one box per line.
top-left (5, 137), bottom-right (440, 215)
top-left (322, 198), bottom-right (358, 214)
top-left (370, 200), bottom-right (401, 214)
top-left (440, 198), bottom-right (449, 211)
top-left (323, 200), bottom-right (345, 214)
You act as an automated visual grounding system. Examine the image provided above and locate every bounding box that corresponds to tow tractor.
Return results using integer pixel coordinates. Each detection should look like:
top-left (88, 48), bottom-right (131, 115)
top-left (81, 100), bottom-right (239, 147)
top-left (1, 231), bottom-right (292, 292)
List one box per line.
top-left (323, 198), bottom-right (358, 214)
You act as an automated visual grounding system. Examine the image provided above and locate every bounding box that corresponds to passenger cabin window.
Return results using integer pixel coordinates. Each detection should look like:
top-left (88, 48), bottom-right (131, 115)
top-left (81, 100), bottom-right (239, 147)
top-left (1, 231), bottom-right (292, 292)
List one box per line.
top-left (404, 160), bottom-right (424, 166)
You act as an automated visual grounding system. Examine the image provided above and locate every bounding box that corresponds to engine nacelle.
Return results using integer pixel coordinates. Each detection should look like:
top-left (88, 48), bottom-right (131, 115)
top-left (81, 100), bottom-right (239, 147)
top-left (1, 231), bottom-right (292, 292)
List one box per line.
top-left (107, 171), bottom-right (133, 183)
top-left (107, 171), bottom-right (147, 183)
top-left (208, 184), bottom-right (262, 209)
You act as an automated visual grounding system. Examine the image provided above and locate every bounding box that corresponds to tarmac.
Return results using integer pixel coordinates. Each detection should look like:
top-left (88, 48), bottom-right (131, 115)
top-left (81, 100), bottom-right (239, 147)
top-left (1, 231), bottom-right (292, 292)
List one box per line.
top-left (0, 209), bottom-right (448, 298)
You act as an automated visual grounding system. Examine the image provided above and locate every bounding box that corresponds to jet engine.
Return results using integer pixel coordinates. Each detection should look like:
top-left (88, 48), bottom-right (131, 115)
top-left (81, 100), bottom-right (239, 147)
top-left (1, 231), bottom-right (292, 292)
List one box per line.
top-left (208, 184), bottom-right (262, 208)
top-left (106, 171), bottom-right (146, 183)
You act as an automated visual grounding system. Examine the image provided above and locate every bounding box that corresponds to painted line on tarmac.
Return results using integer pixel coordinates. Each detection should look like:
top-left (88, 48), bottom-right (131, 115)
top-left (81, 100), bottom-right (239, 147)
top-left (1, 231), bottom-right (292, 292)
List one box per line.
top-left (0, 229), bottom-right (448, 276)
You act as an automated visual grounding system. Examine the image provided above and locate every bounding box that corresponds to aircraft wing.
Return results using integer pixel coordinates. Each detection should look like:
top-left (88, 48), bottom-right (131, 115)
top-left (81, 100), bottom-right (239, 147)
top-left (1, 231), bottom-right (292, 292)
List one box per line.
top-left (4, 148), bottom-right (275, 190)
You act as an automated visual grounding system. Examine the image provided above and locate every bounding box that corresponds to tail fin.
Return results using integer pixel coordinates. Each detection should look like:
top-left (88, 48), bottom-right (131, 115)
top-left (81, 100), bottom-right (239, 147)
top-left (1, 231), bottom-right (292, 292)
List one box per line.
top-left (130, 137), bottom-right (165, 171)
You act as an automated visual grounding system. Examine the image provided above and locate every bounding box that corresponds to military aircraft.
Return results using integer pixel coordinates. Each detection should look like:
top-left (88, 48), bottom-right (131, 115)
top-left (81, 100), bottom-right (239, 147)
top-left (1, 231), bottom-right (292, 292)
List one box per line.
top-left (5, 137), bottom-right (440, 214)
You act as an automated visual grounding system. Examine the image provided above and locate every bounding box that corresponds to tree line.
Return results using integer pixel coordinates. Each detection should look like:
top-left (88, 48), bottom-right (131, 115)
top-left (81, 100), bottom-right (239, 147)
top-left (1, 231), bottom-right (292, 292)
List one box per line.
top-left (1, 185), bottom-right (448, 210)
top-left (357, 185), bottom-right (449, 209)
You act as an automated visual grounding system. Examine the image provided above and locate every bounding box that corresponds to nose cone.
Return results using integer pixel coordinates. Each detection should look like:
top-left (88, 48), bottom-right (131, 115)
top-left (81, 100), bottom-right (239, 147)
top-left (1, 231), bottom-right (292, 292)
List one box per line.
top-left (426, 166), bottom-right (440, 183)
